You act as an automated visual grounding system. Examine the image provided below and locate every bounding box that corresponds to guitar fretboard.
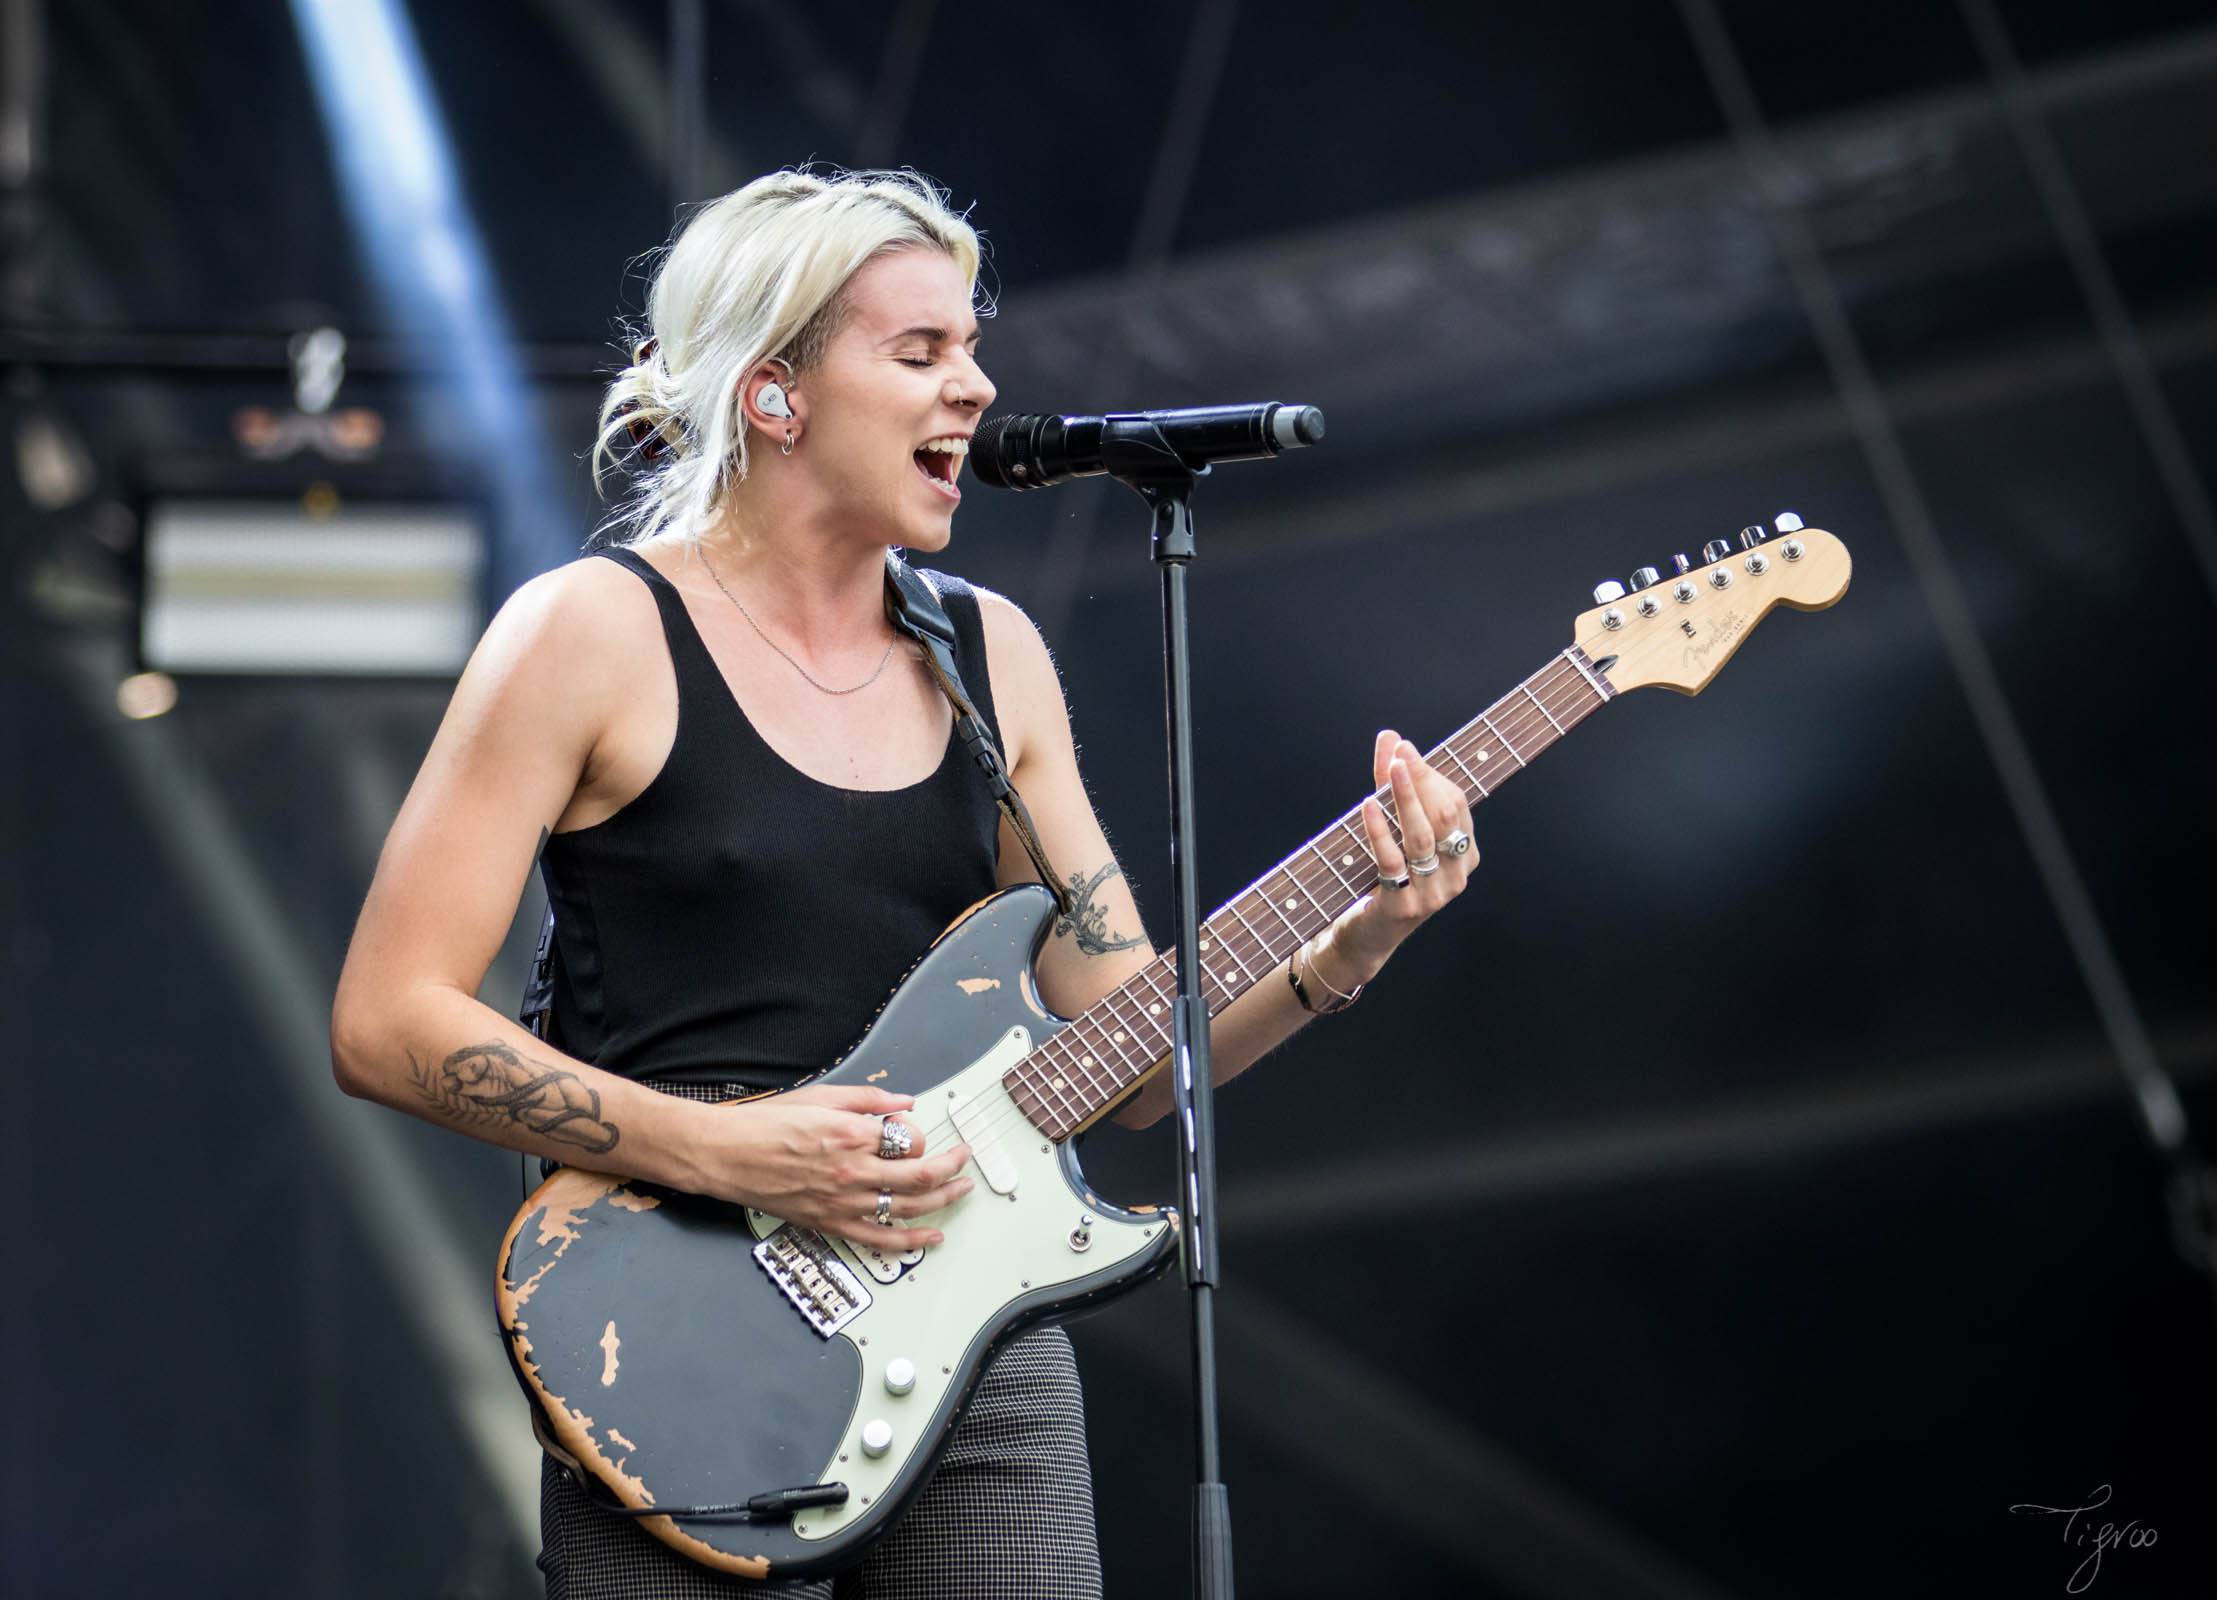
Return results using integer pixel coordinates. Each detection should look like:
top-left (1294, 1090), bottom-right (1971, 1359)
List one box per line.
top-left (1005, 646), bottom-right (1617, 1139)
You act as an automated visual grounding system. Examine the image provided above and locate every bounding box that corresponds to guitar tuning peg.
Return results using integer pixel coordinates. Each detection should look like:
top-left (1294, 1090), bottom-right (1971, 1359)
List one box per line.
top-left (1773, 510), bottom-right (1804, 532)
top-left (1740, 525), bottom-right (1767, 549)
top-left (1592, 579), bottom-right (1626, 604)
top-left (1671, 553), bottom-right (1693, 576)
top-left (1628, 566), bottom-right (1662, 591)
top-left (1702, 539), bottom-right (1732, 564)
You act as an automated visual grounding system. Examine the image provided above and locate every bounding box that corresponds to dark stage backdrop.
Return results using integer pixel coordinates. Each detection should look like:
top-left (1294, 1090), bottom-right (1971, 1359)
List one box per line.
top-left (7, 2), bottom-right (2216, 1596)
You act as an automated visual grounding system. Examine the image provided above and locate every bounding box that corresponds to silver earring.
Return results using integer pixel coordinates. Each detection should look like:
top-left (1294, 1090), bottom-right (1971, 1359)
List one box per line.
top-left (781, 430), bottom-right (796, 457)
top-left (759, 381), bottom-right (793, 419)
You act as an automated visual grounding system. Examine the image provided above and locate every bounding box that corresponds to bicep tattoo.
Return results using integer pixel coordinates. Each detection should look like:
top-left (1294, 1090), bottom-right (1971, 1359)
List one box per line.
top-left (409, 1040), bottom-right (621, 1154)
top-left (1053, 862), bottom-right (1146, 957)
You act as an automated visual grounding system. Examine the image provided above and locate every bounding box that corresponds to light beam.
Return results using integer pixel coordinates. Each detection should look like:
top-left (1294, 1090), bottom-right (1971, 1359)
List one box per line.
top-left (290, 0), bottom-right (575, 595)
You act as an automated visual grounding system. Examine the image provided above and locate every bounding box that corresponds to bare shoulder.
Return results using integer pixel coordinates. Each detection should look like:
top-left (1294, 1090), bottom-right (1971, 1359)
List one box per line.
top-left (971, 584), bottom-right (1059, 687)
top-left (456, 551), bottom-right (663, 755)
top-left (510, 548), bottom-right (658, 639)
top-left (970, 584), bottom-right (1071, 768)
top-left (513, 549), bottom-right (668, 661)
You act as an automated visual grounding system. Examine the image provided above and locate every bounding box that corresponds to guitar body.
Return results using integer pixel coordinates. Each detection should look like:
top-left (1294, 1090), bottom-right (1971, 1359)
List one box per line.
top-left (495, 885), bottom-right (1180, 1580)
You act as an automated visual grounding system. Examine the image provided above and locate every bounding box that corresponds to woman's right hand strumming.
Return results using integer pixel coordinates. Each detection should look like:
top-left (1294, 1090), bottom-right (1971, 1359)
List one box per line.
top-left (694, 1083), bottom-right (975, 1252)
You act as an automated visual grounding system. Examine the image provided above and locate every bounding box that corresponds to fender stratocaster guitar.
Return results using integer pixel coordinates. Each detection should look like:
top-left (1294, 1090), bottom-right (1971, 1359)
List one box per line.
top-left (496, 523), bottom-right (1852, 1578)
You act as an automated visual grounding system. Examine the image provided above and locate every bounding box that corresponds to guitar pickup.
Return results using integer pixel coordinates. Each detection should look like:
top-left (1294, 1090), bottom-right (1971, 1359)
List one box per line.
top-left (753, 1224), bottom-right (873, 1337)
top-left (947, 1092), bottom-right (1020, 1195)
top-left (849, 1237), bottom-right (926, 1285)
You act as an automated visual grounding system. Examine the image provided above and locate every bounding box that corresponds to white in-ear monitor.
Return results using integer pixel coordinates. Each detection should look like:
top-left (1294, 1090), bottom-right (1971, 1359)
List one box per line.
top-left (758, 381), bottom-right (793, 419)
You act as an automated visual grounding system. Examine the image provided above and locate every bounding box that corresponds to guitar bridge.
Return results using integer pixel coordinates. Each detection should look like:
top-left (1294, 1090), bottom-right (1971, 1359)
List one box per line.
top-left (753, 1224), bottom-right (873, 1338)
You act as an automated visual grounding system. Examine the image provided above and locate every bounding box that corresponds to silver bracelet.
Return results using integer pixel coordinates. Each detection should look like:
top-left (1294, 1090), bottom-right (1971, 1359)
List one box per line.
top-left (1288, 937), bottom-right (1364, 1015)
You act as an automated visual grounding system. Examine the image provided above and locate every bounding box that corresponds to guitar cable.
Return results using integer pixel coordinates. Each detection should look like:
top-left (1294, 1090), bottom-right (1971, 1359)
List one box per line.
top-left (536, 1399), bottom-right (852, 1524)
top-left (573, 1474), bottom-right (851, 1524)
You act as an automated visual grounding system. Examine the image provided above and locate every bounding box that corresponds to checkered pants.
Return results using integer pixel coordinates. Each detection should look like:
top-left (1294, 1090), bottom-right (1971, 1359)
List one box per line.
top-left (535, 1083), bottom-right (1104, 1600)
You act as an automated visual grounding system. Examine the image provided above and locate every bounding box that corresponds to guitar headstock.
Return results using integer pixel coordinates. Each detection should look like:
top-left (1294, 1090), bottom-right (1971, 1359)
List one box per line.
top-left (1573, 519), bottom-right (1850, 695)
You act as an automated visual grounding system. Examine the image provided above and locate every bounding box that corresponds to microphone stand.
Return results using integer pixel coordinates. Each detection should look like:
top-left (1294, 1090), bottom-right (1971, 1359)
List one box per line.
top-left (1108, 423), bottom-right (1235, 1600)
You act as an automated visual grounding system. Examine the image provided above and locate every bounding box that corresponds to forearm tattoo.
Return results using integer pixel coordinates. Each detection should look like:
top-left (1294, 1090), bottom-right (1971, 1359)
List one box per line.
top-left (409, 1041), bottom-right (620, 1153)
top-left (1054, 862), bottom-right (1145, 957)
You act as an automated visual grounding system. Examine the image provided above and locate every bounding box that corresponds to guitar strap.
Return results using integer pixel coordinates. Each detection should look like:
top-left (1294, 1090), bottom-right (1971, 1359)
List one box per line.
top-left (880, 549), bottom-right (1077, 920)
top-left (518, 551), bottom-right (1073, 1044)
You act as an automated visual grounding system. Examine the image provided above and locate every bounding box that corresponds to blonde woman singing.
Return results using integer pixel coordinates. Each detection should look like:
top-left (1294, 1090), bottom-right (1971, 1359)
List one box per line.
top-left (331, 168), bottom-right (1479, 1598)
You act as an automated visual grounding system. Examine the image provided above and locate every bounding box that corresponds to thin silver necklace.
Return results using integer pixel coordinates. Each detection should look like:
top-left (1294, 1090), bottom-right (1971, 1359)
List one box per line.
top-left (699, 549), bottom-right (899, 696)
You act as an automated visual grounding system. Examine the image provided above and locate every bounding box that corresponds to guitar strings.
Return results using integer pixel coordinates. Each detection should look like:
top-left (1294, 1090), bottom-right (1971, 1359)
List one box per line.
top-left (886, 657), bottom-right (1602, 1173)
top-left (884, 657), bottom-right (1600, 1169)
top-left (869, 657), bottom-right (1605, 1181)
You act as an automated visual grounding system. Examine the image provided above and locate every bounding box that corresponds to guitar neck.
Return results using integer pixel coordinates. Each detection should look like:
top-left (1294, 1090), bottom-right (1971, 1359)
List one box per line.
top-left (1006, 646), bottom-right (1618, 1138)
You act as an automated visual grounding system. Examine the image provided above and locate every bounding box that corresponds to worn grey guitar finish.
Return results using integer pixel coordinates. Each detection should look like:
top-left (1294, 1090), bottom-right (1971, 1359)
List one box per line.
top-left (495, 525), bottom-right (1852, 1578)
top-left (499, 888), bottom-right (1178, 1580)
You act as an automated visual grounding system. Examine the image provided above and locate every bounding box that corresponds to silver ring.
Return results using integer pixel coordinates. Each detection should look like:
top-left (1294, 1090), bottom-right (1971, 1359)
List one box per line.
top-left (877, 1117), bottom-right (914, 1160)
top-left (873, 1191), bottom-right (894, 1227)
top-left (1442, 829), bottom-right (1473, 859)
top-left (1381, 872), bottom-right (1413, 891)
top-left (1407, 853), bottom-right (1441, 877)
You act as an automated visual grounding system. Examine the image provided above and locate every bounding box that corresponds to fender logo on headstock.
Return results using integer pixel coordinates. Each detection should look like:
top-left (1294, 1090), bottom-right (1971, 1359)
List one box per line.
top-left (1683, 607), bottom-right (1748, 671)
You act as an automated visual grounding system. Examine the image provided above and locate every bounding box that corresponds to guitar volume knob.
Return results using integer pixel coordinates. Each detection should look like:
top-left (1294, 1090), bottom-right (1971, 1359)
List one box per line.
top-left (884, 1358), bottom-right (917, 1396)
top-left (860, 1419), bottom-right (894, 1458)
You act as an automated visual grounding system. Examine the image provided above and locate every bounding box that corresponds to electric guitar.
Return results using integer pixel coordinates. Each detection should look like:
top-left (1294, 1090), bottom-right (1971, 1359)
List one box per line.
top-left (496, 522), bottom-right (1852, 1579)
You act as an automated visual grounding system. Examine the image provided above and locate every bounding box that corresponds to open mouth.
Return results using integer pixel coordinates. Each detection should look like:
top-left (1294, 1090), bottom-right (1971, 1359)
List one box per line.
top-left (912, 436), bottom-right (967, 500)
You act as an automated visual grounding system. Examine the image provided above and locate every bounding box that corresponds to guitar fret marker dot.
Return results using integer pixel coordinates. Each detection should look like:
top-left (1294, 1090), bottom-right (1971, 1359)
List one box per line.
top-left (1148, 1003), bottom-right (1162, 1016)
top-left (1341, 853), bottom-right (1354, 866)
top-left (1113, 1031), bottom-right (1127, 1044)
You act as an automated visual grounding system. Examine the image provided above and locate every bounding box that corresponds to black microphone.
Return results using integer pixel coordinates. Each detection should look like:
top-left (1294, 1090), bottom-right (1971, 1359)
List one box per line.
top-left (969, 403), bottom-right (1325, 490)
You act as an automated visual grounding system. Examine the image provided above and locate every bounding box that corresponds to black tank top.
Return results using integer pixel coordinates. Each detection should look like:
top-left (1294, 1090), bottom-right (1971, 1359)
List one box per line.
top-left (537, 546), bottom-right (1006, 1090)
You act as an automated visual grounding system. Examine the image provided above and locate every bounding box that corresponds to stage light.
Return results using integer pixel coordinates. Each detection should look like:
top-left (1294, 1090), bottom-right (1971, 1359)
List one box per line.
top-left (116, 671), bottom-right (178, 720)
top-left (16, 403), bottom-right (93, 510)
top-left (137, 489), bottom-right (486, 677)
top-left (287, 0), bottom-right (572, 593)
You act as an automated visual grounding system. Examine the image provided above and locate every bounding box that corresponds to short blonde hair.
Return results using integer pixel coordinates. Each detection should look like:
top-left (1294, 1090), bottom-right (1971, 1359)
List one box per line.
top-left (592, 167), bottom-right (985, 549)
